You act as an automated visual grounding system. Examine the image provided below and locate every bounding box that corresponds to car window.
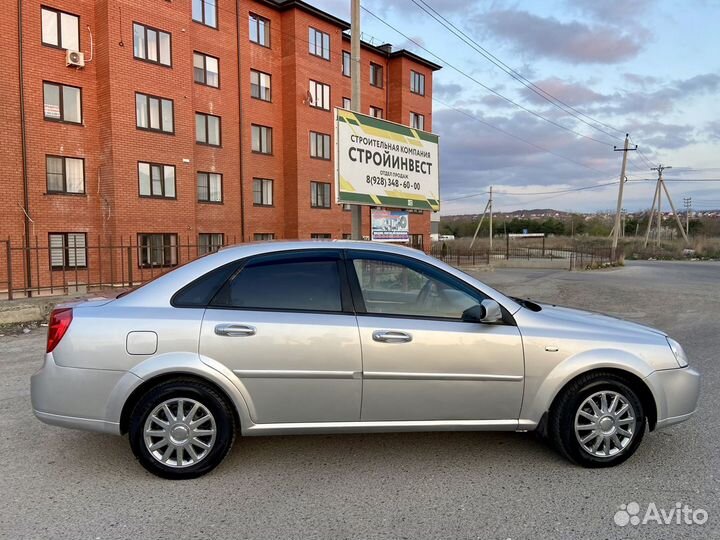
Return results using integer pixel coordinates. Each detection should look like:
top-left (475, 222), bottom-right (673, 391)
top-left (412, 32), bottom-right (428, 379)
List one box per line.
top-left (212, 254), bottom-right (343, 312)
top-left (172, 261), bottom-right (241, 307)
top-left (352, 257), bottom-right (483, 319)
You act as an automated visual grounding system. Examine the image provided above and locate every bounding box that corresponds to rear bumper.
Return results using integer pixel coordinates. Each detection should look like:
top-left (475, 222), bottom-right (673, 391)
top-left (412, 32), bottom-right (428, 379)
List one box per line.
top-left (30, 353), bottom-right (139, 435)
top-left (645, 366), bottom-right (701, 430)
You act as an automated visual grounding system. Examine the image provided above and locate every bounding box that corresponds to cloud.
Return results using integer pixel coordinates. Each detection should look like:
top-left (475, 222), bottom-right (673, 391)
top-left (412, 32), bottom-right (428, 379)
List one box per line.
top-left (521, 78), bottom-right (610, 107)
top-left (479, 9), bottom-right (645, 64)
top-left (434, 82), bottom-right (464, 101)
top-left (570, 0), bottom-right (653, 23)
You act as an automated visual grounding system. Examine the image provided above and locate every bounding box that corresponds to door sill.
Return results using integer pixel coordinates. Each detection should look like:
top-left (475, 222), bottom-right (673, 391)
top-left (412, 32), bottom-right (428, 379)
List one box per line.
top-left (243, 419), bottom-right (526, 436)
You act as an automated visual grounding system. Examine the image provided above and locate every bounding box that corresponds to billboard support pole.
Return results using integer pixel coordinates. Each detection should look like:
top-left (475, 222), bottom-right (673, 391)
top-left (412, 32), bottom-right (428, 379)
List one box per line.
top-left (350, 0), bottom-right (362, 240)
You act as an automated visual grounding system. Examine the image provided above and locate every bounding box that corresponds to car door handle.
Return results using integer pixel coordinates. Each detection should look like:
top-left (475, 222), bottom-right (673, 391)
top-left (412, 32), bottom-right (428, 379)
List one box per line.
top-left (372, 330), bottom-right (412, 343)
top-left (214, 324), bottom-right (257, 337)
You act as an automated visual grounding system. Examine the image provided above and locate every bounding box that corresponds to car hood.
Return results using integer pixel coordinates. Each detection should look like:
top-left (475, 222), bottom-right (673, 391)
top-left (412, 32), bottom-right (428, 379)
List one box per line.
top-left (535, 303), bottom-right (667, 338)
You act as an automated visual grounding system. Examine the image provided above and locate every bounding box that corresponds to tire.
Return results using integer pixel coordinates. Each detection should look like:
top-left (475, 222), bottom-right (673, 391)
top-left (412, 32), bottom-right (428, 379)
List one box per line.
top-left (549, 372), bottom-right (646, 468)
top-left (128, 378), bottom-right (235, 479)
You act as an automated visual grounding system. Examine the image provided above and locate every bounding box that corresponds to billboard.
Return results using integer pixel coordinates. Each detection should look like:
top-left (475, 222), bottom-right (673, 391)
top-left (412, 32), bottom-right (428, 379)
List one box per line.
top-left (371, 209), bottom-right (409, 243)
top-left (335, 108), bottom-right (439, 211)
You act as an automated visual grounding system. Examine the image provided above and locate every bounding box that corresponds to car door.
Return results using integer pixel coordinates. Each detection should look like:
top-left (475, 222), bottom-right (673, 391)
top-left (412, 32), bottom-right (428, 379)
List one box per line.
top-left (199, 249), bottom-right (362, 424)
top-left (347, 250), bottom-right (524, 422)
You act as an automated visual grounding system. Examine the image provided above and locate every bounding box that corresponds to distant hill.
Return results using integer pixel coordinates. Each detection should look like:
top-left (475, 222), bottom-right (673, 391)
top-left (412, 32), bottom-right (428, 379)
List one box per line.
top-left (443, 209), bottom-right (575, 221)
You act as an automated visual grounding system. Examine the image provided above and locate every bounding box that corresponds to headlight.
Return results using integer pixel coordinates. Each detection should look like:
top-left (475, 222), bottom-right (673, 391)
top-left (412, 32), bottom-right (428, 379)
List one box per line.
top-left (667, 337), bottom-right (689, 367)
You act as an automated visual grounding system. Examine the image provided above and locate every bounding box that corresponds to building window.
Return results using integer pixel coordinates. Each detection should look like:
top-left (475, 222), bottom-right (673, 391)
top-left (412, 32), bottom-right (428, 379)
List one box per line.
top-left (370, 63), bottom-right (383, 87)
top-left (369, 106), bottom-right (383, 119)
top-left (310, 131), bottom-right (331, 160)
top-left (309, 80), bottom-right (330, 110)
top-left (342, 51), bottom-right (351, 77)
top-left (308, 27), bottom-right (330, 60)
top-left (135, 93), bottom-right (174, 134)
top-left (138, 233), bottom-right (178, 267)
top-left (199, 233), bottom-right (224, 254)
top-left (49, 233), bottom-right (87, 269)
top-left (410, 234), bottom-right (424, 250)
top-left (197, 172), bottom-right (222, 203)
top-left (251, 124), bottom-right (272, 154)
top-left (250, 70), bottom-right (271, 101)
top-left (46, 156), bottom-right (84, 194)
top-left (249, 13), bottom-right (270, 47)
top-left (192, 0), bottom-right (217, 29)
top-left (408, 208), bottom-right (424, 214)
top-left (253, 178), bottom-right (273, 206)
top-left (342, 204), bottom-right (352, 212)
top-left (342, 233), bottom-right (352, 239)
top-left (193, 52), bottom-right (219, 87)
top-left (196, 112), bottom-right (221, 146)
top-left (311, 181), bottom-right (331, 208)
top-left (133, 23), bottom-right (171, 66)
top-left (311, 233), bottom-right (331, 239)
top-left (138, 162), bottom-right (176, 198)
top-left (411, 70), bottom-right (425, 95)
top-left (41, 7), bottom-right (79, 50)
top-left (342, 97), bottom-right (351, 109)
top-left (410, 112), bottom-right (425, 130)
top-left (43, 82), bottom-right (81, 124)
top-left (254, 233), bottom-right (275, 241)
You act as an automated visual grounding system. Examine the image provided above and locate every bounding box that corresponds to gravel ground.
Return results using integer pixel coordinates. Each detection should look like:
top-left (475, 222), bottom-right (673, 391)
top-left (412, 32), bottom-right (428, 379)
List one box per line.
top-left (0, 260), bottom-right (717, 539)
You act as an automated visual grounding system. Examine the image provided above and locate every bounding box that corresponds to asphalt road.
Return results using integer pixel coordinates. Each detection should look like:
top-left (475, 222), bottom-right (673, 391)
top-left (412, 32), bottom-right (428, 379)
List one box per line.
top-left (0, 260), bottom-right (717, 539)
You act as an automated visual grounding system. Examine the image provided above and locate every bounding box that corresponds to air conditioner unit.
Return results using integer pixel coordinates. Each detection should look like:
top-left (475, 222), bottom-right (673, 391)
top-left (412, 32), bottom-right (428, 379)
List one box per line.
top-left (66, 50), bottom-right (85, 68)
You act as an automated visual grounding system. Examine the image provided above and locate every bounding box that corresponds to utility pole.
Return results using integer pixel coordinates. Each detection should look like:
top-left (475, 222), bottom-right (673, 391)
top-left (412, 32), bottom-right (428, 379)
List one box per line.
top-left (611, 134), bottom-right (636, 260)
top-left (644, 164), bottom-right (689, 247)
top-left (488, 186), bottom-right (493, 250)
top-left (350, 0), bottom-right (362, 240)
top-left (469, 193), bottom-right (491, 249)
top-left (683, 197), bottom-right (692, 236)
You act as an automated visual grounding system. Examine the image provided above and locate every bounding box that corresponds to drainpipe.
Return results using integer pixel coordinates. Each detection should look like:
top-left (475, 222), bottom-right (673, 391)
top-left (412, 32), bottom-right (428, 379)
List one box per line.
top-left (235, 0), bottom-right (245, 242)
top-left (18, 0), bottom-right (32, 294)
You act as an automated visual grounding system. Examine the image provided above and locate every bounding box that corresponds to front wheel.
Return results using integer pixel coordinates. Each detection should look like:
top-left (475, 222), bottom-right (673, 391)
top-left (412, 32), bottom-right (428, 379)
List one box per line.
top-left (550, 372), bottom-right (646, 467)
top-left (128, 379), bottom-right (235, 479)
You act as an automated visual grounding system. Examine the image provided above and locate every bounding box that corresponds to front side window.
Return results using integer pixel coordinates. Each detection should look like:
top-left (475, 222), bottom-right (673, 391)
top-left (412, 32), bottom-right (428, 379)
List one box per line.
top-left (138, 162), bottom-right (176, 198)
top-left (310, 131), bottom-right (331, 160)
top-left (409, 111), bottom-right (425, 130)
top-left (253, 178), bottom-right (273, 206)
top-left (410, 70), bottom-right (425, 95)
top-left (49, 233), bottom-right (87, 269)
top-left (250, 70), bottom-right (271, 101)
top-left (308, 27), bottom-right (330, 60)
top-left (369, 106), bottom-right (383, 119)
top-left (351, 255), bottom-right (483, 319)
top-left (309, 80), bottom-right (330, 110)
top-left (212, 253), bottom-right (343, 312)
top-left (196, 112), bottom-right (221, 146)
top-left (138, 233), bottom-right (178, 267)
top-left (43, 82), bottom-right (81, 124)
top-left (136, 93), bottom-right (174, 133)
top-left (249, 13), bottom-right (270, 47)
top-left (198, 233), bottom-right (224, 255)
top-left (41, 7), bottom-right (79, 50)
top-left (251, 124), bottom-right (272, 154)
top-left (197, 172), bottom-right (222, 202)
top-left (133, 23), bottom-right (171, 66)
top-left (311, 181), bottom-right (331, 208)
top-left (192, 0), bottom-right (217, 28)
top-left (193, 52), bottom-right (219, 87)
top-left (46, 156), bottom-right (85, 194)
top-left (342, 51), bottom-right (351, 77)
top-left (370, 63), bottom-right (383, 87)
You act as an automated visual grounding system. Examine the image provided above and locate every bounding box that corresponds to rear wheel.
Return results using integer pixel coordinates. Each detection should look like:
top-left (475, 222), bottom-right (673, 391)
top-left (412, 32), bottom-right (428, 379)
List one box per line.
top-left (550, 372), bottom-right (645, 467)
top-left (128, 379), bottom-right (235, 479)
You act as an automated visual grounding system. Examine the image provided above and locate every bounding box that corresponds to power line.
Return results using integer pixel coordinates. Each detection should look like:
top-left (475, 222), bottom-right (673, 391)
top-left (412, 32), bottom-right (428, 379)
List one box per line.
top-left (411, 0), bottom-right (625, 140)
top-left (443, 179), bottom-right (620, 202)
top-left (361, 6), bottom-right (616, 147)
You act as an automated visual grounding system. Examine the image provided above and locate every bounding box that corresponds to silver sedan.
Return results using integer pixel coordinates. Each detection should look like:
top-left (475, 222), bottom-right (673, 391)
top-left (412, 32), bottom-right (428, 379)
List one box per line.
top-left (31, 241), bottom-right (700, 478)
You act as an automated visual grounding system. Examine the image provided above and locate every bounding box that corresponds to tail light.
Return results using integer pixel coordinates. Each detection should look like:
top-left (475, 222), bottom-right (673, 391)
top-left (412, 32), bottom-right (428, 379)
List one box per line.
top-left (46, 308), bottom-right (73, 353)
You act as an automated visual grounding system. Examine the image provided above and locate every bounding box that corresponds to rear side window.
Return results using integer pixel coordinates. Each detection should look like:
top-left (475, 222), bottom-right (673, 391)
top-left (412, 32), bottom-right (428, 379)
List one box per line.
top-left (172, 261), bottom-right (240, 307)
top-left (212, 253), bottom-right (343, 312)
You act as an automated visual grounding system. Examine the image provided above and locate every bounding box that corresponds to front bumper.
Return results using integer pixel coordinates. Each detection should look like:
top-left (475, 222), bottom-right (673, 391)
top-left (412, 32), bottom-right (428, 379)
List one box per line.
top-left (644, 366), bottom-right (701, 430)
top-left (31, 353), bottom-right (139, 435)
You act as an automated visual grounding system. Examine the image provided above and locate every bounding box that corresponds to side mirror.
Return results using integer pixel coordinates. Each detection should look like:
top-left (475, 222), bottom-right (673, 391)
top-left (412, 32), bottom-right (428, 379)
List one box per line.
top-left (462, 299), bottom-right (503, 324)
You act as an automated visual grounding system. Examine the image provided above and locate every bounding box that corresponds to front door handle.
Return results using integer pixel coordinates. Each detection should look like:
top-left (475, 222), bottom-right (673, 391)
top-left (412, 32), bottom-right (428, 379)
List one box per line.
top-left (214, 323), bottom-right (257, 337)
top-left (372, 330), bottom-right (412, 343)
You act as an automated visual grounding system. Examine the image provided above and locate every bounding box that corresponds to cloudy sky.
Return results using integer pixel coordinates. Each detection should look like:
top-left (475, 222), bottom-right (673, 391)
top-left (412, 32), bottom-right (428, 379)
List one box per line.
top-left (314, 0), bottom-right (720, 214)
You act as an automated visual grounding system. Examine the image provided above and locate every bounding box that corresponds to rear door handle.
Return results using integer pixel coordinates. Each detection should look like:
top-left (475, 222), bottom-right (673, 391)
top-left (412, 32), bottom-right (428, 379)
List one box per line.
top-left (214, 323), bottom-right (257, 337)
top-left (372, 330), bottom-right (412, 343)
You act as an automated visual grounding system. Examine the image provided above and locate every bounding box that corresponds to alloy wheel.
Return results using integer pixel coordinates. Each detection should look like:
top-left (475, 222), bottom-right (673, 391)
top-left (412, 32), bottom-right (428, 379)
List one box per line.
top-left (574, 390), bottom-right (637, 458)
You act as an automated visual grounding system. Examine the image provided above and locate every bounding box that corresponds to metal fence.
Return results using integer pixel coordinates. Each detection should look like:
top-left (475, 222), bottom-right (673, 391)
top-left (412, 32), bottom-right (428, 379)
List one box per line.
top-left (0, 236), bottom-right (238, 301)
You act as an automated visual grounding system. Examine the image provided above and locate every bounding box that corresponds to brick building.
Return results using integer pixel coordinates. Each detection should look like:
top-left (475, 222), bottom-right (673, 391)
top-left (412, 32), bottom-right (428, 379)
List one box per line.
top-left (1, 0), bottom-right (439, 292)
